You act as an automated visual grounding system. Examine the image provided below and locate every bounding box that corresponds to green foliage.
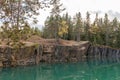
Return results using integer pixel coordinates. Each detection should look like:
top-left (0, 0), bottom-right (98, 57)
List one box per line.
top-left (31, 27), bottom-right (42, 36)
top-left (0, 0), bottom-right (49, 46)
top-left (43, 11), bottom-right (120, 48)
top-left (50, 0), bottom-right (65, 39)
top-left (58, 20), bottom-right (68, 37)
top-left (1, 0), bottom-right (120, 49)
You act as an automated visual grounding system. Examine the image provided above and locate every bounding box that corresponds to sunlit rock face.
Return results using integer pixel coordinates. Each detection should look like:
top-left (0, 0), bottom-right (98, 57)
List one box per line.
top-left (0, 39), bottom-right (90, 67)
top-left (38, 41), bottom-right (90, 63)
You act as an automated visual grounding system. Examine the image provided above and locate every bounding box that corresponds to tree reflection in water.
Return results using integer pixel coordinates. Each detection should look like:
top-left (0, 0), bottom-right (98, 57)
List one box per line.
top-left (0, 57), bottom-right (120, 80)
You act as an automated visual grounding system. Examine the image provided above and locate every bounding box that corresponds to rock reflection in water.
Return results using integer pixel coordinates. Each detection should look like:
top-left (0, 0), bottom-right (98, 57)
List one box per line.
top-left (0, 57), bottom-right (120, 80)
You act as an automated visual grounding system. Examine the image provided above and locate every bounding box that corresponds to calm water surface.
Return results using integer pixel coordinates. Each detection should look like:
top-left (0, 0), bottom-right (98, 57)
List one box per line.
top-left (0, 58), bottom-right (120, 80)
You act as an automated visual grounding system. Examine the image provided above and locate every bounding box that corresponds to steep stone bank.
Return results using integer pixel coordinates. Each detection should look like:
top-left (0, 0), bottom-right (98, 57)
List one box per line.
top-left (0, 42), bottom-right (40, 67)
top-left (87, 45), bottom-right (120, 59)
top-left (40, 41), bottom-right (90, 63)
top-left (0, 37), bottom-right (90, 67)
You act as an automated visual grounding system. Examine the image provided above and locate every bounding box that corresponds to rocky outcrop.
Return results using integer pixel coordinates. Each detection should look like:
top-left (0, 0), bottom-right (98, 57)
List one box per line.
top-left (0, 42), bottom-right (42, 67)
top-left (40, 41), bottom-right (90, 63)
top-left (0, 40), bottom-right (90, 67)
top-left (87, 45), bottom-right (120, 59)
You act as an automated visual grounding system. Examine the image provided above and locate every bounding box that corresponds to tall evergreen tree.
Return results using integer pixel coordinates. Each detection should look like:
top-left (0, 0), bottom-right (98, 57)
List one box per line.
top-left (44, 16), bottom-right (56, 38)
top-left (0, 0), bottom-right (49, 43)
top-left (50, 0), bottom-right (65, 40)
top-left (93, 13), bottom-right (98, 26)
top-left (75, 12), bottom-right (82, 42)
top-left (85, 11), bottom-right (91, 41)
top-left (62, 13), bottom-right (73, 40)
top-left (111, 17), bottom-right (119, 47)
top-left (104, 13), bottom-right (110, 46)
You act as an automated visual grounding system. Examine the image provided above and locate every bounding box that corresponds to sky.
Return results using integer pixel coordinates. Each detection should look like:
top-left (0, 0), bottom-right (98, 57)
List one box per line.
top-left (62, 0), bottom-right (120, 14)
top-left (1, 0), bottom-right (120, 28)
top-left (37, 0), bottom-right (120, 28)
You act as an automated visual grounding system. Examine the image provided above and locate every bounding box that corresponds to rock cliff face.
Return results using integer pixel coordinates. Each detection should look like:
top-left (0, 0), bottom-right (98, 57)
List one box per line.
top-left (87, 45), bottom-right (120, 60)
top-left (0, 38), bottom-right (90, 67)
top-left (0, 43), bottom-right (39, 67)
top-left (41, 41), bottom-right (90, 63)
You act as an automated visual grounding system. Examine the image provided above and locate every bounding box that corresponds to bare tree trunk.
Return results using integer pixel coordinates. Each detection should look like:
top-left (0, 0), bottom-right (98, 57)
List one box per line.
top-left (77, 30), bottom-right (80, 42)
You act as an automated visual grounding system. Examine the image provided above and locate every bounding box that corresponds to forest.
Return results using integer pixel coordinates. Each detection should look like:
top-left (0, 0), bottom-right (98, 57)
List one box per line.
top-left (42, 0), bottom-right (120, 49)
top-left (43, 12), bottom-right (120, 48)
top-left (0, 0), bottom-right (120, 48)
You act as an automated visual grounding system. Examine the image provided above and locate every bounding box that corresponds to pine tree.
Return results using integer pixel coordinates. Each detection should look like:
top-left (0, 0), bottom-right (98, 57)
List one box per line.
top-left (50, 0), bottom-right (65, 40)
top-left (0, 0), bottom-right (49, 44)
top-left (74, 12), bottom-right (82, 42)
top-left (93, 13), bottom-right (98, 26)
top-left (104, 13), bottom-right (110, 46)
top-left (44, 16), bottom-right (56, 38)
top-left (111, 17), bottom-right (119, 47)
top-left (85, 11), bottom-right (91, 41)
top-left (61, 13), bottom-right (73, 40)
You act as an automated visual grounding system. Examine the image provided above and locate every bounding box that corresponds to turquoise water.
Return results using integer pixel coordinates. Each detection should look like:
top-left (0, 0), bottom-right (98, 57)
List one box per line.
top-left (0, 58), bottom-right (120, 80)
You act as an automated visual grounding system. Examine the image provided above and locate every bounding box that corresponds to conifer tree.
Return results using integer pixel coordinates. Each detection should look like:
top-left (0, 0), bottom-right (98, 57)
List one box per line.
top-left (50, 0), bottom-right (65, 40)
top-left (0, 0), bottom-right (49, 44)
top-left (75, 12), bottom-right (82, 42)
top-left (104, 13), bottom-right (110, 46)
top-left (85, 11), bottom-right (91, 41)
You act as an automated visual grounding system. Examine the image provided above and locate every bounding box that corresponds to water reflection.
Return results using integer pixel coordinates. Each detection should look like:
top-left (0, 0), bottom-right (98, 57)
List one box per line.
top-left (0, 57), bottom-right (120, 80)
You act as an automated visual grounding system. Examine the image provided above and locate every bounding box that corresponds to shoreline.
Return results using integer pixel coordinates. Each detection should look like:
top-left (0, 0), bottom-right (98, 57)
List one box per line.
top-left (0, 37), bottom-right (90, 67)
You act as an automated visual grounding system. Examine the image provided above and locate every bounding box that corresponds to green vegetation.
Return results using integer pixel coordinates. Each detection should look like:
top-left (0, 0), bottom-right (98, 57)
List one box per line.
top-left (43, 11), bottom-right (120, 48)
top-left (0, 0), bottom-right (48, 46)
top-left (0, 0), bottom-right (120, 49)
